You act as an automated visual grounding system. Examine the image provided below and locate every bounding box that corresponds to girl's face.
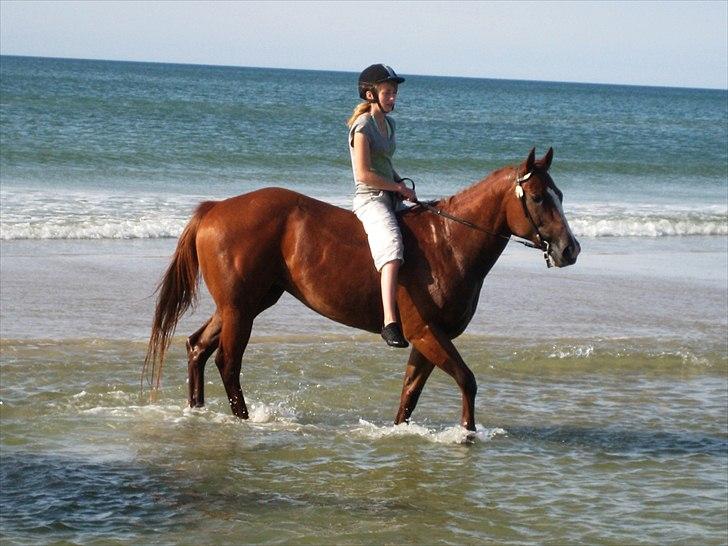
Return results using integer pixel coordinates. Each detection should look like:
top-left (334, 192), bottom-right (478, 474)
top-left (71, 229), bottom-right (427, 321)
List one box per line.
top-left (368, 82), bottom-right (398, 113)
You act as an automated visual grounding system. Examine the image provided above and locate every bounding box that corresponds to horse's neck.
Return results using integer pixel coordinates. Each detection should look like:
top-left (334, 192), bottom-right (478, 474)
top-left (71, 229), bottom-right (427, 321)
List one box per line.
top-left (442, 168), bottom-right (513, 266)
top-left (455, 165), bottom-right (512, 202)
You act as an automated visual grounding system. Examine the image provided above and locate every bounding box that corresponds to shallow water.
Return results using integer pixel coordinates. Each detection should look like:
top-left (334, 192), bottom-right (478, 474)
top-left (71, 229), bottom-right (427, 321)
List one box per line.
top-left (1, 335), bottom-right (726, 545)
top-left (2, 236), bottom-right (727, 545)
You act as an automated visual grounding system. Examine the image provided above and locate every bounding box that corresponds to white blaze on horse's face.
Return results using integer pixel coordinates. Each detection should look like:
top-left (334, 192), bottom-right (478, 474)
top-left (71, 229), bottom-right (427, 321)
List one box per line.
top-left (545, 186), bottom-right (580, 267)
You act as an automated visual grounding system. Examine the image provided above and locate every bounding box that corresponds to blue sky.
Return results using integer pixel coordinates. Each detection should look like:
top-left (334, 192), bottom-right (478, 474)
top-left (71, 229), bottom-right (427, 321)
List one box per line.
top-left (1, 0), bottom-right (726, 89)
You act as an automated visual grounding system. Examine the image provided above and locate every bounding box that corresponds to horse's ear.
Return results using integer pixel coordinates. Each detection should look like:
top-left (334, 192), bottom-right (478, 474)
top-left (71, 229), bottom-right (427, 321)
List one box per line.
top-left (525, 147), bottom-right (536, 172)
top-left (542, 147), bottom-right (554, 171)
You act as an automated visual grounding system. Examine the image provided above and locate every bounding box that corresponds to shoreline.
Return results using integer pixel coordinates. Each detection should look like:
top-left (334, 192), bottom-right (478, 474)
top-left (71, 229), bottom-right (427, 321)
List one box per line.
top-left (1, 236), bottom-right (725, 346)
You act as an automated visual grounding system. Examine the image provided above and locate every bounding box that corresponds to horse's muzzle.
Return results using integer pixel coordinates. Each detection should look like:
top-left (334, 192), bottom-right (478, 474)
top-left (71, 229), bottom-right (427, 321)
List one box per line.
top-left (551, 238), bottom-right (581, 268)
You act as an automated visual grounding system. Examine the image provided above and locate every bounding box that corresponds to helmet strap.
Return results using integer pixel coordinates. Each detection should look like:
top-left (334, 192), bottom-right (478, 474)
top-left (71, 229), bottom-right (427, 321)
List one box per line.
top-left (366, 87), bottom-right (392, 114)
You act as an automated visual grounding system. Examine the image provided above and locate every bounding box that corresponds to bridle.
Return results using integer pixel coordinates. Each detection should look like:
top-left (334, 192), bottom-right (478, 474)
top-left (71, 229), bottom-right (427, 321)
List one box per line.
top-left (402, 170), bottom-right (554, 268)
top-left (513, 171), bottom-right (553, 267)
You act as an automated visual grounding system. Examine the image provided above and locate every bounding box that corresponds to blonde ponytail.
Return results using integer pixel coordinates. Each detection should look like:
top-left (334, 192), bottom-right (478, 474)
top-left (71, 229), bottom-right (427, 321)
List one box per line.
top-left (347, 101), bottom-right (372, 127)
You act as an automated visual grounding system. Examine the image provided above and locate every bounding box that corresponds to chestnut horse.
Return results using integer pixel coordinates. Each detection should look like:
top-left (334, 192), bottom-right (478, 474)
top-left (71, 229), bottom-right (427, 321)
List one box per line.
top-left (145, 148), bottom-right (580, 430)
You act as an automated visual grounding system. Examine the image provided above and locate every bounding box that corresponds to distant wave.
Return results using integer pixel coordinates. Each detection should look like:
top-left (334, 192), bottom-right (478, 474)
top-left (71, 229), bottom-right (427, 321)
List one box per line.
top-left (0, 218), bottom-right (187, 240)
top-left (0, 188), bottom-right (192, 240)
top-left (1, 189), bottom-right (725, 240)
top-left (1, 211), bottom-right (726, 240)
top-left (570, 215), bottom-right (727, 237)
top-left (567, 203), bottom-right (727, 237)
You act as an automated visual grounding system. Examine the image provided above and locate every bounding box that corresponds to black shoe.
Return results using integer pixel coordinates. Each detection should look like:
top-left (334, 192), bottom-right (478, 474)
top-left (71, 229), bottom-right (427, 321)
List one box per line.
top-left (381, 322), bottom-right (409, 348)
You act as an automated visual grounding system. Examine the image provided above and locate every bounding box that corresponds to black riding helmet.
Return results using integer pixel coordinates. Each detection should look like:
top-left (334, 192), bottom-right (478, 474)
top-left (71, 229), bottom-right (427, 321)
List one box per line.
top-left (358, 64), bottom-right (405, 100)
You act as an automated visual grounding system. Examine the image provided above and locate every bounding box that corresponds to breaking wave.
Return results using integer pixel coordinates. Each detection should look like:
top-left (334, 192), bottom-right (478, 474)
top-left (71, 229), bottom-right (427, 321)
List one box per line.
top-left (2, 191), bottom-right (725, 240)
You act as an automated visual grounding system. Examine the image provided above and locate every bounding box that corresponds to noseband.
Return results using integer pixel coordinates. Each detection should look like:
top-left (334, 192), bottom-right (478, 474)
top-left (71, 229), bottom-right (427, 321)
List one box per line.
top-left (404, 170), bottom-right (553, 268)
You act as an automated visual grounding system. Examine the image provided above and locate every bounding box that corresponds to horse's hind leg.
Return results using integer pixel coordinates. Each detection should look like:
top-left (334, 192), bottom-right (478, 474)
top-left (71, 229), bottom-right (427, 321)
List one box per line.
top-left (186, 312), bottom-right (221, 407)
top-left (185, 287), bottom-right (282, 408)
top-left (395, 347), bottom-right (435, 425)
top-left (215, 307), bottom-right (253, 419)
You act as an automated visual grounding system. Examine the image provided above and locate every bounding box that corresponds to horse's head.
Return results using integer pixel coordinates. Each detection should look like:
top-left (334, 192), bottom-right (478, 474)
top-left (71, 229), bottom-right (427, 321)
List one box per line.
top-left (505, 148), bottom-right (580, 267)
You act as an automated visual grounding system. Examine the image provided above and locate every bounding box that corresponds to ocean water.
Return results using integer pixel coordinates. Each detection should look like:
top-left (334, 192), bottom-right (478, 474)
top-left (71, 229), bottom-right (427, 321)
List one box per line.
top-left (1, 56), bottom-right (727, 545)
top-left (1, 55), bottom-right (726, 240)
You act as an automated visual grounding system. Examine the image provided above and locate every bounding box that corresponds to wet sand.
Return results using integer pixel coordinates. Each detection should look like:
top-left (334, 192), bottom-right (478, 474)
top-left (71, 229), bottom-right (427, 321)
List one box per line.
top-left (1, 236), bottom-right (725, 349)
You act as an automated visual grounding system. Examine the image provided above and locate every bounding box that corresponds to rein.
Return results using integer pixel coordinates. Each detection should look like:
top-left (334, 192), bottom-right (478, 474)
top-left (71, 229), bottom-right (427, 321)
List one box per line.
top-left (401, 172), bottom-right (553, 267)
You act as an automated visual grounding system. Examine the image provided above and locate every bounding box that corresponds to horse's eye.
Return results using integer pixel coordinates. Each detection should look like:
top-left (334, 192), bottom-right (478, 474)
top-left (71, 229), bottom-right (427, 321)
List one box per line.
top-left (531, 194), bottom-right (544, 204)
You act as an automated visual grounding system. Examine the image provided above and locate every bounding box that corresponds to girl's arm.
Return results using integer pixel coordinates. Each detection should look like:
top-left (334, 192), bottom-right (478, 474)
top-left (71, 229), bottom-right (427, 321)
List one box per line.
top-left (352, 132), bottom-right (416, 201)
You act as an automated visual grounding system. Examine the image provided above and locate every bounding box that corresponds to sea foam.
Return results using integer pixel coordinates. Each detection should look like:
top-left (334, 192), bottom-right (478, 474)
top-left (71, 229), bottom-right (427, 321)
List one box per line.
top-left (355, 419), bottom-right (506, 445)
top-left (2, 189), bottom-right (726, 239)
top-left (3, 209), bottom-right (726, 240)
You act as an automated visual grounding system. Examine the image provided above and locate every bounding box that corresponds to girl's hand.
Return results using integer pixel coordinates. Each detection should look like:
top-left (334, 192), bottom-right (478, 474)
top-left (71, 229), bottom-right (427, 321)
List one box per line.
top-left (396, 182), bottom-right (417, 202)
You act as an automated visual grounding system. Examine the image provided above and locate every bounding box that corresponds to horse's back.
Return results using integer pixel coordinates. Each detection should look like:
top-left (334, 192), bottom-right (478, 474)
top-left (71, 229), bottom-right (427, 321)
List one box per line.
top-left (196, 187), bottom-right (383, 331)
top-left (196, 188), bottom-right (351, 247)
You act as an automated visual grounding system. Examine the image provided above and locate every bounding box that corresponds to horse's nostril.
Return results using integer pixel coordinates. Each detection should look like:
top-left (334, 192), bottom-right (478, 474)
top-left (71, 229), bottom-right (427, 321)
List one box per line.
top-left (565, 241), bottom-right (580, 262)
top-left (562, 243), bottom-right (574, 262)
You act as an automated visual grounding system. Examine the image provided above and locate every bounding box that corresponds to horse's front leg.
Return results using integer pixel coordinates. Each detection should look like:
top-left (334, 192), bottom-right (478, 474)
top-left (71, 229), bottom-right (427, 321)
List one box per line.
top-left (395, 347), bottom-right (435, 425)
top-left (186, 312), bottom-right (221, 407)
top-left (405, 323), bottom-right (477, 431)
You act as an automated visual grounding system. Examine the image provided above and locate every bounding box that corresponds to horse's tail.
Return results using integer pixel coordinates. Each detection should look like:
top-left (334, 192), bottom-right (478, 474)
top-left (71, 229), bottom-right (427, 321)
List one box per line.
top-left (143, 200), bottom-right (217, 391)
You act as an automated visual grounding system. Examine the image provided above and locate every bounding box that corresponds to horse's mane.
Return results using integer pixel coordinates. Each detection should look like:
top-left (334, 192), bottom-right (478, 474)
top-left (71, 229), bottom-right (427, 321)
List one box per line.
top-left (424, 165), bottom-right (516, 210)
top-left (444, 157), bottom-right (552, 205)
top-left (400, 156), bottom-right (553, 219)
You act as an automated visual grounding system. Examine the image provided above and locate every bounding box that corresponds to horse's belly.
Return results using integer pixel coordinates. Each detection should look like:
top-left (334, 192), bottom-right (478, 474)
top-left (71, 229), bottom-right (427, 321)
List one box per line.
top-left (286, 277), bottom-right (382, 334)
top-left (282, 231), bottom-right (383, 334)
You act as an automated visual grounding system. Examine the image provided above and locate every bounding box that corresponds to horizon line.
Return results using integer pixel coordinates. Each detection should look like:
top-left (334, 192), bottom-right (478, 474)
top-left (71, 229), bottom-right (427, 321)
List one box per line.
top-left (2, 53), bottom-right (726, 93)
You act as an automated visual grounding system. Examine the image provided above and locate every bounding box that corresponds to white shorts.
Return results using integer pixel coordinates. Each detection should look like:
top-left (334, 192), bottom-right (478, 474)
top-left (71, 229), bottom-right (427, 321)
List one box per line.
top-left (353, 191), bottom-right (404, 272)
